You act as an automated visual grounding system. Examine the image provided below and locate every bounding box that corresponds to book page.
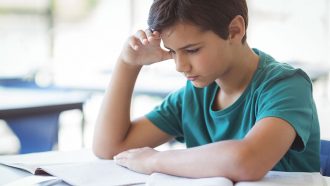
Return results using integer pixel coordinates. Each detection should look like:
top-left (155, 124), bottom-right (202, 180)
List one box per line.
top-left (146, 173), bottom-right (233, 186)
top-left (235, 171), bottom-right (326, 186)
top-left (0, 162), bottom-right (41, 174)
top-left (3, 175), bottom-right (61, 186)
top-left (0, 149), bottom-right (96, 174)
top-left (39, 160), bottom-right (149, 186)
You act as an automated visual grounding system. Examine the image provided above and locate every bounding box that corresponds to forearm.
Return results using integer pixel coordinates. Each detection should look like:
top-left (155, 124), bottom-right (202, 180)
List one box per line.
top-left (152, 140), bottom-right (266, 181)
top-left (93, 58), bottom-right (142, 158)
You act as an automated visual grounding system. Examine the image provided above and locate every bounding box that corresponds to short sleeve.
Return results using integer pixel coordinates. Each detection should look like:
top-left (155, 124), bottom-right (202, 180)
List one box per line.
top-left (145, 87), bottom-right (185, 139)
top-left (256, 71), bottom-right (314, 152)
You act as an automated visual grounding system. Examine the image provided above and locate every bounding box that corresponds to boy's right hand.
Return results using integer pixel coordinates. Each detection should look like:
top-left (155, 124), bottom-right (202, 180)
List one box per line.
top-left (119, 29), bottom-right (172, 66)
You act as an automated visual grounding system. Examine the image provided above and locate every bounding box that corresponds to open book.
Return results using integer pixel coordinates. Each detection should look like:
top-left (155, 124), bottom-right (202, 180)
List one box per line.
top-left (0, 149), bottom-right (98, 174)
top-left (147, 171), bottom-right (327, 186)
top-left (3, 176), bottom-right (62, 186)
top-left (0, 150), bottom-right (327, 186)
top-left (0, 150), bottom-right (148, 186)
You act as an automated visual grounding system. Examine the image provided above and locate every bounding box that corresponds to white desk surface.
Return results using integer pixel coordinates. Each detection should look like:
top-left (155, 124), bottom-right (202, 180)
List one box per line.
top-left (0, 149), bottom-right (329, 186)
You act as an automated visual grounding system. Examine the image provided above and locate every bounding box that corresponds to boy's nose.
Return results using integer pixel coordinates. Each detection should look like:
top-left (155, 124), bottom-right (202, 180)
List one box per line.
top-left (175, 55), bottom-right (191, 73)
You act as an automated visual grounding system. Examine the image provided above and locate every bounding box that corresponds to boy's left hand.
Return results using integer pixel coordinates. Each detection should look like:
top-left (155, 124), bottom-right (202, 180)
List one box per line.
top-left (114, 147), bottom-right (158, 175)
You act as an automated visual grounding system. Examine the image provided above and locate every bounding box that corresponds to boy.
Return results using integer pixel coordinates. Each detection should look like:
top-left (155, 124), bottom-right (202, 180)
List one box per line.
top-left (93, 0), bottom-right (320, 181)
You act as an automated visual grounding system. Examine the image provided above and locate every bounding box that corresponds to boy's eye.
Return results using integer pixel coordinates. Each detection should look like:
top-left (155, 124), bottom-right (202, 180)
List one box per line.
top-left (186, 48), bottom-right (199, 54)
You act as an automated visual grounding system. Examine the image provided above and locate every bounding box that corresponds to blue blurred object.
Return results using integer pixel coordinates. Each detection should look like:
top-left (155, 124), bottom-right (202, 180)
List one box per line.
top-left (320, 140), bottom-right (330, 176)
top-left (0, 78), bottom-right (89, 154)
top-left (0, 77), bottom-right (40, 89)
top-left (6, 113), bottom-right (60, 153)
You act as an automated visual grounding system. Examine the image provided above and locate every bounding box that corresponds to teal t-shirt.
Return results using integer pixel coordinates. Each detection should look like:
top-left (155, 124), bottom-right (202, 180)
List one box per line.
top-left (145, 49), bottom-right (320, 172)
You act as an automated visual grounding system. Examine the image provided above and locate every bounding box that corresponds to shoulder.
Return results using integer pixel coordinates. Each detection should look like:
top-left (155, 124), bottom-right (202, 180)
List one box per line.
top-left (253, 49), bottom-right (312, 92)
top-left (251, 49), bottom-right (316, 116)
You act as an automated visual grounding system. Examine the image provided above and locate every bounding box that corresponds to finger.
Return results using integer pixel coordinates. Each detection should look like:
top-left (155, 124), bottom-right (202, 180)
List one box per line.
top-left (152, 31), bottom-right (161, 39)
top-left (145, 29), bottom-right (154, 42)
top-left (113, 152), bottom-right (128, 162)
top-left (135, 30), bottom-right (148, 45)
top-left (145, 29), bottom-right (153, 38)
top-left (114, 156), bottom-right (128, 167)
top-left (128, 36), bottom-right (142, 50)
top-left (114, 150), bottom-right (128, 158)
top-left (126, 148), bottom-right (142, 153)
top-left (148, 31), bottom-right (161, 42)
top-left (114, 148), bottom-right (139, 159)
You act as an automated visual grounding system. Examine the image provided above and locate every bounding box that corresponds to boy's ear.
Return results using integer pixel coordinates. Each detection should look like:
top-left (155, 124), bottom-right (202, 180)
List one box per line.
top-left (228, 15), bottom-right (246, 43)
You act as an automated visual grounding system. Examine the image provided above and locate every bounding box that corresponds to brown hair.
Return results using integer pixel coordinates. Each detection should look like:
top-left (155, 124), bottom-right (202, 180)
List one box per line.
top-left (148, 0), bottom-right (248, 43)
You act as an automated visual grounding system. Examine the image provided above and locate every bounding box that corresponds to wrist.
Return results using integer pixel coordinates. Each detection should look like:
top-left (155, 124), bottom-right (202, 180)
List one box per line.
top-left (117, 55), bottom-right (144, 68)
top-left (116, 57), bottom-right (143, 71)
top-left (150, 150), bottom-right (162, 173)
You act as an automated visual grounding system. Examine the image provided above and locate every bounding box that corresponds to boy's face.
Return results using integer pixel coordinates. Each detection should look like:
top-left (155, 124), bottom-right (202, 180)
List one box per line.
top-left (161, 22), bottom-right (234, 88)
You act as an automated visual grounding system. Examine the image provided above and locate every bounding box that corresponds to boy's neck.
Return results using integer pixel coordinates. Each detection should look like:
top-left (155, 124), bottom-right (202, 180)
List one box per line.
top-left (215, 44), bottom-right (259, 95)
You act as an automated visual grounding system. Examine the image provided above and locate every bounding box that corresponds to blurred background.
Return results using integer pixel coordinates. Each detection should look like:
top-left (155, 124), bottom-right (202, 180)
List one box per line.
top-left (0, 0), bottom-right (329, 154)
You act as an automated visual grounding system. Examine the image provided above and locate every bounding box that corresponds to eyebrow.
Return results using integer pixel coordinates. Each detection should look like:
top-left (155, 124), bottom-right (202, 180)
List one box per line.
top-left (164, 42), bottom-right (202, 51)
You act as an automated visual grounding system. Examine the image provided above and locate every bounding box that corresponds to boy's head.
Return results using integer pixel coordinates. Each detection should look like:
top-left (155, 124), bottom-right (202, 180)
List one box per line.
top-left (148, 0), bottom-right (248, 43)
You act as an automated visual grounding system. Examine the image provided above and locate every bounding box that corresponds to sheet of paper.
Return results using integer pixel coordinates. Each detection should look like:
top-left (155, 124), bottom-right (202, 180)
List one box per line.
top-left (3, 175), bottom-right (61, 186)
top-left (145, 171), bottom-right (327, 186)
top-left (0, 149), bottom-right (97, 174)
top-left (0, 149), bottom-right (96, 165)
top-left (146, 172), bottom-right (233, 186)
top-left (40, 160), bottom-right (149, 186)
top-left (235, 171), bottom-right (326, 186)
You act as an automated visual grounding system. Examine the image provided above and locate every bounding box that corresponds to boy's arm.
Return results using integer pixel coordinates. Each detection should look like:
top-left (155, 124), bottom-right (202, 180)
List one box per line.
top-left (114, 117), bottom-right (296, 182)
top-left (92, 30), bottom-right (172, 159)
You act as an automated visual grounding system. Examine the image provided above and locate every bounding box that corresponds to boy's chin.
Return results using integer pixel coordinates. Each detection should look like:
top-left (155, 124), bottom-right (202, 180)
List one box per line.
top-left (191, 81), bottom-right (210, 88)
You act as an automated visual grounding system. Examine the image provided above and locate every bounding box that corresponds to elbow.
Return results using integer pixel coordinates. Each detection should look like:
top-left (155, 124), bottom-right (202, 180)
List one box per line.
top-left (92, 140), bottom-right (120, 160)
top-left (230, 147), bottom-right (268, 181)
top-left (235, 163), bottom-right (267, 181)
top-left (92, 146), bottom-right (113, 160)
top-left (92, 129), bottom-right (124, 159)
top-left (92, 144), bottom-right (112, 159)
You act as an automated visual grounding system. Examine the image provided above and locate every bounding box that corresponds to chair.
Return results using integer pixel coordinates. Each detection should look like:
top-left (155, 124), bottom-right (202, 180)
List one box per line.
top-left (0, 78), bottom-right (40, 88)
top-left (320, 140), bottom-right (330, 176)
top-left (0, 79), bottom-right (88, 154)
top-left (6, 113), bottom-right (60, 153)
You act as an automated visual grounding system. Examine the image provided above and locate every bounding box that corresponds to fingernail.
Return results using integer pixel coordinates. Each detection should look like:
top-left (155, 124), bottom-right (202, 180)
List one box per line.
top-left (143, 39), bottom-right (148, 44)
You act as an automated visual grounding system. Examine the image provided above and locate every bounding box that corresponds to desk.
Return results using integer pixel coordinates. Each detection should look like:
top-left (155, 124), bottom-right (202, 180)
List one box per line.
top-left (0, 87), bottom-right (90, 153)
top-left (0, 150), bottom-right (329, 186)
